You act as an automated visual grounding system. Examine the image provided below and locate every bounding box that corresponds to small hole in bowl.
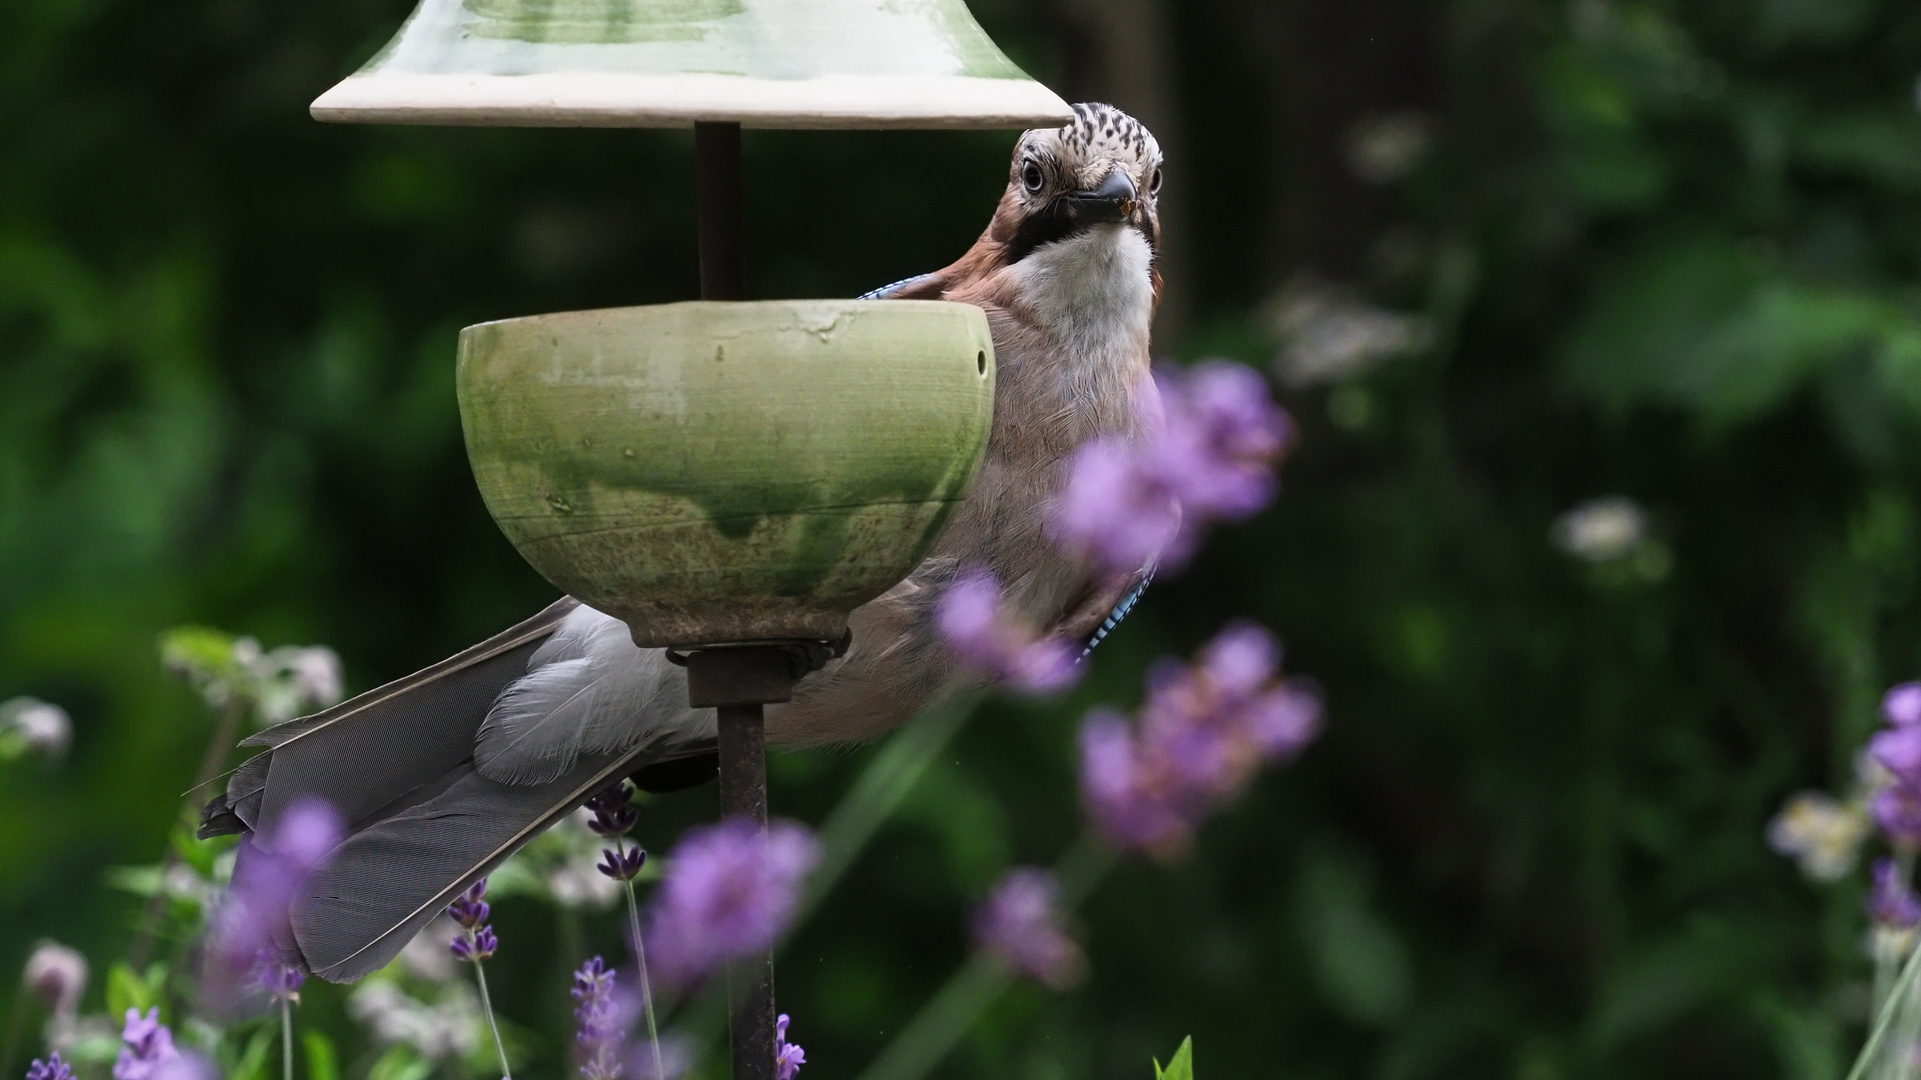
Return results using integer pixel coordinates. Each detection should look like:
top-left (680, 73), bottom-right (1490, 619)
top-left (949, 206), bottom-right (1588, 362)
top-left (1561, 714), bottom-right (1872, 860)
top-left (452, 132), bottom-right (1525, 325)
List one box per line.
top-left (976, 350), bottom-right (987, 375)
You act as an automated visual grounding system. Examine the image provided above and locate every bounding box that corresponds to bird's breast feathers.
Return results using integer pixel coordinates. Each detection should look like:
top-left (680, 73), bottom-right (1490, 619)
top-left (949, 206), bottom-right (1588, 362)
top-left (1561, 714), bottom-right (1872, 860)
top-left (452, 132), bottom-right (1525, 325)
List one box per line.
top-left (1002, 223), bottom-right (1155, 370)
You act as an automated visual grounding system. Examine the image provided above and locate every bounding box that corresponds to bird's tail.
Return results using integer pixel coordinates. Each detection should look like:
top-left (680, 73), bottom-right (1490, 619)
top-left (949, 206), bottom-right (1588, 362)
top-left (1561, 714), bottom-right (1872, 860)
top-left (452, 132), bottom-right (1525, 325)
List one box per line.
top-left (198, 599), bottom-right (707, 983)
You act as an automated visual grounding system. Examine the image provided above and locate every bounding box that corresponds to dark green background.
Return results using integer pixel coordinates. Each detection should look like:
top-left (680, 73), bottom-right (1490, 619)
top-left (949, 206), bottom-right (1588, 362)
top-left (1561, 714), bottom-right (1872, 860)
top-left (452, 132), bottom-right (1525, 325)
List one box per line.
top-left (7, 0), bottom-right (1921, 1076)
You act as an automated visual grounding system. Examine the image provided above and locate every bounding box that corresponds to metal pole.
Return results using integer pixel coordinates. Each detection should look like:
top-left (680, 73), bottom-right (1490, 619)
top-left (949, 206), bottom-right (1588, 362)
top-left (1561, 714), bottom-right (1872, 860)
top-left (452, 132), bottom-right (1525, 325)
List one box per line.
top-left (689, 127), bottom-right (771, 1080)
top-left (695, 122), bottom-right (744, 302)
top-left (717, 701), bottom-right (775, 1080)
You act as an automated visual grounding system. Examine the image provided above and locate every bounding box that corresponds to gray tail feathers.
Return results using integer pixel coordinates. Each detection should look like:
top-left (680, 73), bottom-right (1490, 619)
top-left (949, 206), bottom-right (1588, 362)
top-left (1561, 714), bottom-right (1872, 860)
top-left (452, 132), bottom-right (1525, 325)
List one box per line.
top-left (295, 746), bottom-right (653, 981)
top-left (196, 598), bottom-right (616, 982)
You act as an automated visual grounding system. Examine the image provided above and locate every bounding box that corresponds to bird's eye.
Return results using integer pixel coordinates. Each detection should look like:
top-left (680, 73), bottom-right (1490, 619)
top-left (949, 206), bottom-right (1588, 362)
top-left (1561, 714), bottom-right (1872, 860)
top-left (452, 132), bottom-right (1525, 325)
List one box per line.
top-left (1148, 167), bottom-right (1163, 196)
top-left (1021, 162), bottom-right (1045, 193)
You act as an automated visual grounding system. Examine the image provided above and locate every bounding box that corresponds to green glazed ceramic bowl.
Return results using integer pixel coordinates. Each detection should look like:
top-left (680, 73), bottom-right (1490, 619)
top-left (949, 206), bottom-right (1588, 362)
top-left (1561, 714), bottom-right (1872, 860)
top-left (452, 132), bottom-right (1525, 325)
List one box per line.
top-left (457, 299), bottom-right (995, 648)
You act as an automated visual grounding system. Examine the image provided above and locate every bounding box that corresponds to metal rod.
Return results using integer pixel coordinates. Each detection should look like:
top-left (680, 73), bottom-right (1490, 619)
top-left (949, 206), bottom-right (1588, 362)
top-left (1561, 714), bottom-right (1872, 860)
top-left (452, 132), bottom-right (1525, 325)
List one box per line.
top-left (691, 124), bottom-right (771, 1080)
top-left (716, 703), bottom-right (768, 826)
top-left (717, 702), bottom-right (775, 1080)
top-left (695, 121), bottom-right (744, 302)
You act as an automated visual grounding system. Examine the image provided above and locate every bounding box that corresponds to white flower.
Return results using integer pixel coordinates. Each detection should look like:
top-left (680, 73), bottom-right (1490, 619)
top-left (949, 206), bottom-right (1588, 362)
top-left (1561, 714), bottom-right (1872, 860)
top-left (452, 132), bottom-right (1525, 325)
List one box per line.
top-left (23, 941), bottom-right (87, 1013)
top-left (2, 698), bottom-right (72, 759)
top-left (1345, 113), bottom-right (1432, 184)
top-left (1857, 747), bottom-right (1895, 797)
top-left (1871, 923), bottom-right (1918, 966)
top-left (249, 646), bottom-right (344, 727)
top-left (1551, 497), bottom-right (1647, 562)
top-left (548, 855), bottom-right (622, 910)
top-left (347, 980), bottom-right (481, 1061)
top-left (397, 918), bottom-right (461, 983)
top-left (1767, 791), bottom-right (1870, 882)
top-left (1265, 280), bottom-right (1434, 387)
top-left (161, 864), bottom-right (220, 909)
top-left (45, 1011), bottom-right (116, 1057)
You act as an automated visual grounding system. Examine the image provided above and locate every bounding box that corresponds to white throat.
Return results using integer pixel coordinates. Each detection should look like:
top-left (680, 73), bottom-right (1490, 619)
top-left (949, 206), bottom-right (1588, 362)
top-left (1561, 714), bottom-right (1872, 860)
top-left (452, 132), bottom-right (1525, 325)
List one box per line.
top-left (1008, 224), bottom-right (1154, 366)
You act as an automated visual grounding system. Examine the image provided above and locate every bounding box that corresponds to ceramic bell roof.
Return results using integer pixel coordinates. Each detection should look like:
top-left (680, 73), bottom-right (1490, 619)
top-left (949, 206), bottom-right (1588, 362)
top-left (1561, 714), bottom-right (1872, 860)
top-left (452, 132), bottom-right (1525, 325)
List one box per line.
top-left (311, 0), bottom-right (1073, 129)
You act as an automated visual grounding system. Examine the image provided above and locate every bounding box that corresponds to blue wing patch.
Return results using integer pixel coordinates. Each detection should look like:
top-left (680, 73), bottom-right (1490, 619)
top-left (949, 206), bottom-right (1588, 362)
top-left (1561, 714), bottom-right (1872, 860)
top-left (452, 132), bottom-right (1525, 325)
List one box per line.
top-left (859, 273), bottom-right (942, 301)
top-left (1080, 569), bottom-right (1154, 660)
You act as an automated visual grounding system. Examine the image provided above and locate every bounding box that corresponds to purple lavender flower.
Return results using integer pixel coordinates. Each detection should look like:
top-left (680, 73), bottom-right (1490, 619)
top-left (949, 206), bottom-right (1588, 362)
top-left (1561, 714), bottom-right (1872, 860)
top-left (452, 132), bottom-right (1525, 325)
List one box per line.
top-left (257, 956), bottom-right (304, 1002)
top-left (599, 846), bottom-right (648, 882)
top-left (643, 819), bottom-right (819, 988)
top-left (206, 798), bottom-right (343, 1008)
top-left (1876, 785), bottom-right (1921, 849)
top-left (586, 782), bottom-right (640, 839)
top-left (450, 926), bottom-right (497, 963)
top-left (1078, 710), bottom-right (1190, 854)
top-left (448, 878), bottom-right (491, 930)
top-left (776, 1014), bottom-right (805, 1080)
top-left (572, 957), bottom-right (632, 1080)
top-left (1151, 362), bottom-right (1292, 519)
top-left (585, 781), bottom-right (650, 881)
top-left (1241, 683), bottom-right (1323, 760)
top-left (972, 869), bottom-right (1085, 989)
top-left (624, 1038), bottom-right (692, 1080)
top-left (446, 878), bottom-right (514, 1078)
top-left (447, 879), bottom-right (498, 962)
top-left (1080, 621), bottom-right (1322, 855)
top-left (1052, 362), bottom-right (1294, 574)
top-left (112, 1009), bottom-right (181, 1080)
top-left (1888, 683), bottom-right (1921, 727)
top-left (1053, 439), bottom-right (1185, 574)
top-left (27, 1055), bottom-right (74, 1080)
top-left (1873, 726), bottom-right (1921, 787)
top-left (935, 570), bottom-right (1079, 694)
top-left (1866, 682), bottom-right (1921, 851)
top-left (1869, 858), bottom-right (1921, 928)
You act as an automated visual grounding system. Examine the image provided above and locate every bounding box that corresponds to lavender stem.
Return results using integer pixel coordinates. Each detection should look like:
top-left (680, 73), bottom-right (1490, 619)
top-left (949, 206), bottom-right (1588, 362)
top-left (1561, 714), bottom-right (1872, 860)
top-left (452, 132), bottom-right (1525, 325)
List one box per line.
top-left (472, 958), bottom-right (512, 1080)
top-left (280, 998), bottom-right (293, 1080)
top-left (618, 837), bottom-right (666, 1080)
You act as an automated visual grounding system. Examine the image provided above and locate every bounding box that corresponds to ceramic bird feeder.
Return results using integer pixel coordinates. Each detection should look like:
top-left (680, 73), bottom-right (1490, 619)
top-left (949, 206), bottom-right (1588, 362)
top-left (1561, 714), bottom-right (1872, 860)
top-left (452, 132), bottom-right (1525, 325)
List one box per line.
top-left (311, 0), bottom-right (1071, 129)
top-left (312, 3), bottom-right (1069, 1075)
top-left (455, 299), bottom-right (996, 649)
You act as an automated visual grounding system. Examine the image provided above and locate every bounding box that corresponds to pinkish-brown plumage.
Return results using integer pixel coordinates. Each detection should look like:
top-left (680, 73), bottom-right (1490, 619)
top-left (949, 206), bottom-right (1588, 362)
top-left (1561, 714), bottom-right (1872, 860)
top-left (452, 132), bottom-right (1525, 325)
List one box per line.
top-left (773, 103), bottom-right (1168, 743)
top-left (205, 104), bottom-right (1171, 983)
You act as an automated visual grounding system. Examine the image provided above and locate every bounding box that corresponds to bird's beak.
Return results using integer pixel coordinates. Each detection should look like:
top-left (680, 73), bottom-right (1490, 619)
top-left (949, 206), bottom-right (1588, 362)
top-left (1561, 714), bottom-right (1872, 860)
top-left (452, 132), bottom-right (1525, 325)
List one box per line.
top-left (1066, 168), bottom-right (1138, 224)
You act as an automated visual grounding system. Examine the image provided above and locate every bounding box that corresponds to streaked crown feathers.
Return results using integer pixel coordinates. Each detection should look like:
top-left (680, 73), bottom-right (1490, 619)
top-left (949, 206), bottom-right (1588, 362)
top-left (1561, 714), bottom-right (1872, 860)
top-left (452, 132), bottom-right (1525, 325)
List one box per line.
top-left (1014, 103), bottom-right (1164, 211)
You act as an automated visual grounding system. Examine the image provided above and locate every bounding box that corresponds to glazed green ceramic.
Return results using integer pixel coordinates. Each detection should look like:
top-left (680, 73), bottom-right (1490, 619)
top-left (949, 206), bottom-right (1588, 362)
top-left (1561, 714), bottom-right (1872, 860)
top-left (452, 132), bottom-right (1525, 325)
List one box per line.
top-left (457, 300), bottom-right (995, 648)
top-left (308, 0), bottom-right (1073, 129)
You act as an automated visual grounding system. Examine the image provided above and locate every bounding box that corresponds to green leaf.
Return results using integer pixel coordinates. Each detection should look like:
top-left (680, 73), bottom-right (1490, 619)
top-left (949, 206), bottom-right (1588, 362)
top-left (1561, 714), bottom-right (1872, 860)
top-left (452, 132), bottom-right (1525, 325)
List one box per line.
top-left (172, 818), bottom-right (229, 876)
top-left (102, 865), bottom-right (165, 898)
top-left (302, 1031), bottom-right (338, 1080)
top-left (104, 962), bottom-right (167, 1020)
top-left (1153, 1037), bottom-right (1194, 1080)
top-left (158, 626), bottom-right (240, 683)
top-left (1295, 848), bottom-right (1414, 1026)
top-left (1585, 920), bottom-right (1780, 1051)
top-left (366, 1046), bottom-right (434, 1080)
top-left (227, 1027), bottom-right (276, 1080)
top-left (1559, 232), bottom-right (1921, 430)
top-left (1797, 111), bottom-right (1921, 192)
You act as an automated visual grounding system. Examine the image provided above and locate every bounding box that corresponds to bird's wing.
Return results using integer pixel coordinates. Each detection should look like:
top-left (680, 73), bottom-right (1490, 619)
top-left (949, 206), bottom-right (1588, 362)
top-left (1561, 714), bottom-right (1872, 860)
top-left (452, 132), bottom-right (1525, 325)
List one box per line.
top-left (472, 605), bottom-right (706, 785)
top-left (1045, 565), bottom-right (1155, 659)
top-left (1080, 567), bottom-right (1155, 659)
top-left (199, 598), bottom-right (579, 838)
top-left (294, 741), bottom-right (654, 981)
top-left (860, 272), bottom-right (950, 301)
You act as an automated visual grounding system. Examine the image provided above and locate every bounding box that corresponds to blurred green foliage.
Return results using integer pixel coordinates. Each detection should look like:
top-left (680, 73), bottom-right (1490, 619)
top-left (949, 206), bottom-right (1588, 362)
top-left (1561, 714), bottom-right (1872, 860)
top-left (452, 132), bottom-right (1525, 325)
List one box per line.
top-left (7, 0), bottom-right (1921, 1077)
top-left (1151, 1039), bottom-right (1191, 1080)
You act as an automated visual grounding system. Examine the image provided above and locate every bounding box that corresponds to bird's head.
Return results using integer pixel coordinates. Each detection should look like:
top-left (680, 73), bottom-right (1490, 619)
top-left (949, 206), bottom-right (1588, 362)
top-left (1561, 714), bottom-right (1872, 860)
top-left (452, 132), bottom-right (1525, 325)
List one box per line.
top-left (998, 103), bottom-right (1163, 266)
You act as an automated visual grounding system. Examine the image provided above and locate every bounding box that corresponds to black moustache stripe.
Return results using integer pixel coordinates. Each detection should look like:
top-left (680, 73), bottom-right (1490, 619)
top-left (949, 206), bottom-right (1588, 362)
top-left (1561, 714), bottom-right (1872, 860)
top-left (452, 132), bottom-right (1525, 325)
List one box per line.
top-left (1004, 202), bottom-right (1159, 266)
top-left (1003, 199), bottom-right (1078, 265)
